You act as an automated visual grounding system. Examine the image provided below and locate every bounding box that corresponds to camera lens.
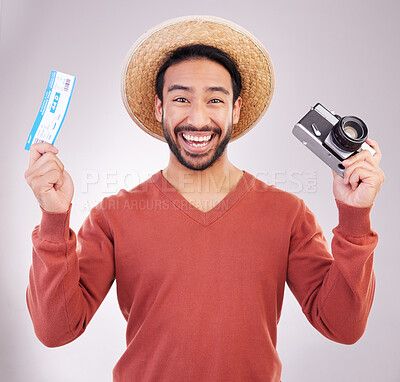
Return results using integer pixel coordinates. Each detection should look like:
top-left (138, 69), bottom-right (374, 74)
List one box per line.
top-left (332, 116), bottom-right (368, 151)
top-left (343, 125), bottom-right (358, 139)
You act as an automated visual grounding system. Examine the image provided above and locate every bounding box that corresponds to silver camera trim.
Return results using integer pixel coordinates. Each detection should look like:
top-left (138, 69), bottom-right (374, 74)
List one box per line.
top-left (313, 104), bottom-right (339, 125)
top-left (293, 103), bottom-right (375, 177)
top-left (324, 130), bottom-right (355, 160)
top-left (292, 122), bottom-right (347, 177)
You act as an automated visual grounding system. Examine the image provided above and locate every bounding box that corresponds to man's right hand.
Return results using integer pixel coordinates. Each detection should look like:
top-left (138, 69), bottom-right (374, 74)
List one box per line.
top-left (25, 143), bottom-right (74, 213)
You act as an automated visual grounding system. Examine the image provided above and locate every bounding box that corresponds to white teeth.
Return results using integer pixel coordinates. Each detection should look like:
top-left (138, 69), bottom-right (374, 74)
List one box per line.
top-left (182, 133), bottom-right (212, 142)
top-left (191, 142), bottom-right (207, 147)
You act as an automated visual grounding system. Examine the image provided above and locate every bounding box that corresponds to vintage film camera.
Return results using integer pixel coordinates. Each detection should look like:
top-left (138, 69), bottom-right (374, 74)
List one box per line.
top-left (292, 103), bottom-right (375, 177)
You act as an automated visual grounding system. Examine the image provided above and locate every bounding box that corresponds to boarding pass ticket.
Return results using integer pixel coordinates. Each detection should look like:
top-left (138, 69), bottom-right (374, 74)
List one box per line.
top-left (25, 70), bottom-right (76, 150)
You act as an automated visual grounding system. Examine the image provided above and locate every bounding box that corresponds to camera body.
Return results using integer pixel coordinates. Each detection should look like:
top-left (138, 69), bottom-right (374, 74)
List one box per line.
top-left (292, 103), bottom-right (375, 177)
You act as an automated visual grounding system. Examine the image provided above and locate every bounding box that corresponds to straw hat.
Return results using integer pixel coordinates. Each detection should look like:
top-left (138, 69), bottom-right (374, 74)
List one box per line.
top-left (121, 15), bottom-right (275, 142)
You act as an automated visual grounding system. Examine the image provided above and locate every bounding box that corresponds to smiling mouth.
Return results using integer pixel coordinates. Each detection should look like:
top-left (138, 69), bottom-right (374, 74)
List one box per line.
top-left (180, 132), bottom-right (216, 149)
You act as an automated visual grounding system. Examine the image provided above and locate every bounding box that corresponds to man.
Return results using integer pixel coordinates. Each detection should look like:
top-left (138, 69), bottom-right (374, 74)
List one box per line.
top-left (25, 16), bottom-right (384, 382)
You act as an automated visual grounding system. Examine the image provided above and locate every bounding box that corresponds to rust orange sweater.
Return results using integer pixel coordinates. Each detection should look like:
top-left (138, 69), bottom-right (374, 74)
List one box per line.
top-left (27, 170), bottom-right (378, 381)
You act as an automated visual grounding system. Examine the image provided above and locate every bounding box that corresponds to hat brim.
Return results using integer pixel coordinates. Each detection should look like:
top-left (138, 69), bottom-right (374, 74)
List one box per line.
top-left (121, 15), bottom-right (275, 142)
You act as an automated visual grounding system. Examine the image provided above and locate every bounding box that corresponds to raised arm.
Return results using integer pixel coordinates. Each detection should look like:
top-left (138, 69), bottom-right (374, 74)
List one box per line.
top-left (286, 138), bottom-right (384, 344)
top-left (25, 143), bottom-right (115, 347)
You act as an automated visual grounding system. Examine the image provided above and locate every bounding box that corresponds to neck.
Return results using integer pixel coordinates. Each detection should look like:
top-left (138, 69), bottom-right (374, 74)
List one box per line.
top-left (162, 151), bottom-right (243, 196)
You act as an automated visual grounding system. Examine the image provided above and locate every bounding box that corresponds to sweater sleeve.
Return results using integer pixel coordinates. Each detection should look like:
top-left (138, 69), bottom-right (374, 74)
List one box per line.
top-left (286, 199), bottom-right (378, 345)
top-left (26, 204), bottom-right (115, 347)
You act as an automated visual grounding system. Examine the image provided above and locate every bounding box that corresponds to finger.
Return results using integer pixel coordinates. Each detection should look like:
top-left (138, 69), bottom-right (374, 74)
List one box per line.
top-left (342, 149), bottom-right (375, 167)
top-left (29, 143), bottom-right (58, 167)
top-left (347, 164), bottom-right (383, 191)
top-left (33, 158), bottom-right (65, 180)
top-left (54, 172), bottom-right (66, 191)
top-left (347, 169), bottom-right (361, 190)
top-left (365, 138), bottom-right (382, 163)
top-left (347, 166), bottom-right (377, 190)
top-left (343, 160), bottom-right (375, 184)
top-left (29, 167), bottom-right (64, 194)
top-left (25, 153), bottom-right (65, 186)
top-left (32, 150), bottom-right (64, 171)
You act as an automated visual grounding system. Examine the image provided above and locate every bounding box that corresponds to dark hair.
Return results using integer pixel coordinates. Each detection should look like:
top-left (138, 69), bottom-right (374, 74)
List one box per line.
top-left (155, 44), bottom-right (242, 103)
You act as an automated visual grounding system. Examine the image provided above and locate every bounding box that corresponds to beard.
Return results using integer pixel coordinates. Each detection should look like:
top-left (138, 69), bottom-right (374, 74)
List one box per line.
top-left (162, 118), bottom-right (233, 171)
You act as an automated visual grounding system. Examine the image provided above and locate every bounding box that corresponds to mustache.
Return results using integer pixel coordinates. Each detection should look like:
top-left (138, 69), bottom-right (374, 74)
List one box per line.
top-left (175, 125), bottom-right (221, 135)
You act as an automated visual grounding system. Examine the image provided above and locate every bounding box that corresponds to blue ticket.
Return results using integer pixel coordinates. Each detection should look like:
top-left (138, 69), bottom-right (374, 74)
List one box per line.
top-left (25, 70), bottom-right (76, 150)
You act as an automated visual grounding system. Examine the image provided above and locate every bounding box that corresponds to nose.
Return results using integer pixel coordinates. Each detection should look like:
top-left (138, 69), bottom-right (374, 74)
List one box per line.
top-left (186, 101), bottom-right (211, 129)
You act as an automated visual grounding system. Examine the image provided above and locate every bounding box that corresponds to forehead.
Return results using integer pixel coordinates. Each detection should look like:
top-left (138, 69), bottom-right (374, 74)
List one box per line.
top-left (163, 59), bottom-right (233, 92)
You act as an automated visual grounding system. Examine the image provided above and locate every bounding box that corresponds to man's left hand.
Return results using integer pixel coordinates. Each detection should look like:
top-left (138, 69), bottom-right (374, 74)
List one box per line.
top-left (332, 138), bottom-right (385, 208)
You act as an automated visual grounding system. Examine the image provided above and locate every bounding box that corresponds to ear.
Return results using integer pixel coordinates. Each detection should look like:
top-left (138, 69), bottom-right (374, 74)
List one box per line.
top-left (155, 94), bottom-right (163, 122)
top-left (232, 96), bottom-right (242, 124)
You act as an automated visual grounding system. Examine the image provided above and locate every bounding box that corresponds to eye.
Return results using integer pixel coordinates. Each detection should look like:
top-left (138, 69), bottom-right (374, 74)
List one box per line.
top-left (174, 97), bottom-right (188, 103)
top-left (209, 99), bottom-right (223, 104)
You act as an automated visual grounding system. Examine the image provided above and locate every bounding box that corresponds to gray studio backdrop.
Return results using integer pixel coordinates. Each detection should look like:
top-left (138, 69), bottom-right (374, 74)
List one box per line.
top-left (1, 0), bottom-right (399, 381)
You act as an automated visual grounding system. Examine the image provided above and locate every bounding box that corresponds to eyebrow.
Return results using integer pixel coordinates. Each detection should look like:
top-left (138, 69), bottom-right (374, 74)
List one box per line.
top-left (167, 84), bottom-right (230, 96)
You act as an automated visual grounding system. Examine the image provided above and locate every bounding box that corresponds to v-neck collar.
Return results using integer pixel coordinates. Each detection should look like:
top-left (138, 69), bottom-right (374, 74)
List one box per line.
top-left (150, 170), bottom-right (256, 226)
